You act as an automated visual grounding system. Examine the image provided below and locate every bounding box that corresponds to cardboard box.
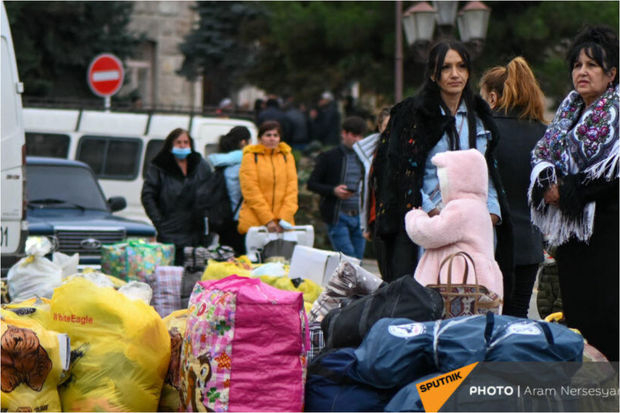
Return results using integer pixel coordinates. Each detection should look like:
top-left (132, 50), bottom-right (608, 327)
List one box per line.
top-left (288, 245), bottom-right (361, 286)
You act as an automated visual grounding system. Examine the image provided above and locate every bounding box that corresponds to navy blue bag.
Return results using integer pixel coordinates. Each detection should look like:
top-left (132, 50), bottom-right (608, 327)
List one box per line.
top-left (353, 314), bottom-right (584, 392)
top-left (435, 313), bottom-right (505, 372)
top-left (486, 315), bottom-right (584, 362)
top-left (384, 372), bottom-right (440, 412)
top-left (353, 318), bottom-right (437, 389)
top-left (305, 348), bottom-right (397, 412)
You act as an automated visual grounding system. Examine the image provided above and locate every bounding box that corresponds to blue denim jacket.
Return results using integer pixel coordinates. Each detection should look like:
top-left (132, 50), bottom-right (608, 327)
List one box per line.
top-left (421, 101), bottom-right (501, 220)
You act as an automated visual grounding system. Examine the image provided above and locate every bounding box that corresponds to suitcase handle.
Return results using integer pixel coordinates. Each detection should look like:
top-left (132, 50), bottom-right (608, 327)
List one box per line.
top-left (253, 225), bottom-right (311, 233)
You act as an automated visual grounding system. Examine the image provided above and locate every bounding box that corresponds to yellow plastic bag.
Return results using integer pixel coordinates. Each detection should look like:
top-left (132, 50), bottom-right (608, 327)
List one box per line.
top-left (2, 296), bottom-right (53, 326)
top-left (48, 277), bottom-right (170, 412)
top-left (158, 309), bottom-right (189, 412)
top-left (297, 278), bottom-right (322, 305)
top-left (1, 310), bottom-right (70, 412)
top-left (202, 257), bottom-right (253, 281)
top-left (258, 276), bottom-right (322, 306)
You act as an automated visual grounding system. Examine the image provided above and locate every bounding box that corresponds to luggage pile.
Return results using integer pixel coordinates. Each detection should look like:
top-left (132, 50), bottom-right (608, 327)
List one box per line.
top-left (1, 232), bottom-right (331, 411)
top-left (1, 233), bottom-right (600, 412)
top-left (306, 314), bottom-right (586, 412)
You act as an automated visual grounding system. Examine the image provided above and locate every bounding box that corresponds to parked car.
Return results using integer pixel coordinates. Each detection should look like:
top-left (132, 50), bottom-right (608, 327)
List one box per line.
top-left (25, 156), bottom-right (156, 266)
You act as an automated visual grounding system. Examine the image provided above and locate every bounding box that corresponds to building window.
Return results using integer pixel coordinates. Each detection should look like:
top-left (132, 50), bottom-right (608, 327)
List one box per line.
top-left (124, 40), bottom-right (156, 107)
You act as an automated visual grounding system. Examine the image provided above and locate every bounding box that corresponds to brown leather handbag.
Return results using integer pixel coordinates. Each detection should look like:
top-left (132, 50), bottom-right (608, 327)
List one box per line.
top-left (428, 251), bottom-right (502, 319)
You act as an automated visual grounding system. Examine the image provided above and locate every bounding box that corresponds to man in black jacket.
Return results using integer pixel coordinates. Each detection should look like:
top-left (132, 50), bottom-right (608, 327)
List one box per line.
top-left (308, 116), bottom-right (367, 259)
top-left (257, 97), bottom-right (291, 142)
top-left (310, 91), bottom-right (341, 146)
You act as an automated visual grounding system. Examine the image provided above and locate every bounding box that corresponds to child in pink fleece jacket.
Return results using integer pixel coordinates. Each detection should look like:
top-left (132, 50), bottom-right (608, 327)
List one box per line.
top-left (405, 149), bottom-right (503, 302)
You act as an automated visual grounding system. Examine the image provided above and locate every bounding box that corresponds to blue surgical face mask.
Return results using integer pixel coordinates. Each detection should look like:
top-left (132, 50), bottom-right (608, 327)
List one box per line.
top-left (171, 147), bottom-right (191, 159)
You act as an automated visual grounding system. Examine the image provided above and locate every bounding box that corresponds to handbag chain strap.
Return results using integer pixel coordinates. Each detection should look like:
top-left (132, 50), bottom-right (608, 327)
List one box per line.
top-left (438, 251), bottom-right (477, 285)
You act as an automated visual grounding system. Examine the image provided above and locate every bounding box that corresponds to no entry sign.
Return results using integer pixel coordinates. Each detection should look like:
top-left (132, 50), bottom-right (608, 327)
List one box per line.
top-left (87, 53), bottom-right (124, 97)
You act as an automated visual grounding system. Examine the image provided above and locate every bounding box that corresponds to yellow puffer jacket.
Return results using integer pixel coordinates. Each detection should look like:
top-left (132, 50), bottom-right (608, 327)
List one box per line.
top-left (238, 142), bottom-right (298, 234)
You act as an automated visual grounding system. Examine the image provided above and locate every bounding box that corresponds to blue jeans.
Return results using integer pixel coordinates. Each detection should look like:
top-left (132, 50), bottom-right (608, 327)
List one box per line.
top-left (327, 212), bottom-right (366, 260)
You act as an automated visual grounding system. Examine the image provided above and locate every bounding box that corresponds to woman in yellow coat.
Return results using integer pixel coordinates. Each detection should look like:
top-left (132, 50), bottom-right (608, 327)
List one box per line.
top-left (238, 120), bottom-right (298, 234)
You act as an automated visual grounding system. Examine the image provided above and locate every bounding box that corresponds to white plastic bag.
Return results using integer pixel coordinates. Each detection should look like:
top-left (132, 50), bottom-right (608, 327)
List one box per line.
top-left (119, 281), bottom-right (153, 304)
top-left (66, 271), bottom-right (116, 289)
top-left (52, 251), bottom-right (79, 278)
top-left (251, 262), bottom-right (288, 277)
top-left (7, 237), bottom-right (62, 302)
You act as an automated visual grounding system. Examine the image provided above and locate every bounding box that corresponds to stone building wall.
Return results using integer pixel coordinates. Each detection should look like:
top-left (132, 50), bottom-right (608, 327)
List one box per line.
top-left (125, 1), bottom-right (202, 110)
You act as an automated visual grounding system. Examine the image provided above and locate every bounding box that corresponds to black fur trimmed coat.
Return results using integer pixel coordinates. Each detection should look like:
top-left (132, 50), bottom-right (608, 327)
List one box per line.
top-left (372, 90), bottom-right (514, 292)
top-left (141, 151), bottom-right (212, 247)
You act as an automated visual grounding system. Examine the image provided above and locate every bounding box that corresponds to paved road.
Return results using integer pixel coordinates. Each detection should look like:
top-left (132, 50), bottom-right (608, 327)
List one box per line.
top-left (361, 258), bottom-right (381, 278)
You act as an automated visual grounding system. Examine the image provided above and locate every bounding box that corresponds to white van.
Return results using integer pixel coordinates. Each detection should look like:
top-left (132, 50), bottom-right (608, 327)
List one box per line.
top-left (1, 1), bottom-right (28, 274)
top-left (23, 108), bottom-right (257, 223)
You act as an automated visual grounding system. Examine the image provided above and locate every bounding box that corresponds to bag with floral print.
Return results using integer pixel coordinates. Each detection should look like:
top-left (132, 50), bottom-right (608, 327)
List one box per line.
top-left (179, 274), bottom-right (309, 412)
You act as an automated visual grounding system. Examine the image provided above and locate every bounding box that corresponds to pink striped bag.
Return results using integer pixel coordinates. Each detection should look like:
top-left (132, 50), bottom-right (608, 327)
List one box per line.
top-left (179, 275), bottom-right (309, 412)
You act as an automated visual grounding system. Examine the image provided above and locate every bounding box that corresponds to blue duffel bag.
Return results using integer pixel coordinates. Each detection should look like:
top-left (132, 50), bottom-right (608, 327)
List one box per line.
top-left (353, 313), bottom-right (584, 391)
top-left (384, 372), bottom-right (440, 412)
top-left (305, 348), bottom-right (397, 412)
top-left (353, 318), bottom-right (437, 389)
top-left (486, 315), bottom-right (584, 362)
top-left (434, 314), bottom-right (498, 372)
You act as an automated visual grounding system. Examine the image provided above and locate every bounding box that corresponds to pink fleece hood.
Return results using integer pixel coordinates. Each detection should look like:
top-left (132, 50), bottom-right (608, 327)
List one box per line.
top-left (433, 148), bottom-right (488, 204)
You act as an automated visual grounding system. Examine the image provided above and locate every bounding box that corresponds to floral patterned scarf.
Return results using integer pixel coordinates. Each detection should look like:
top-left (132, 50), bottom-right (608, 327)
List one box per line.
top-left (528, 85), bottom-right (619, 246)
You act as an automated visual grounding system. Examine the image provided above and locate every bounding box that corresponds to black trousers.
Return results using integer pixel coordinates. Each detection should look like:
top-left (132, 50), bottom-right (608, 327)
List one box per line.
top-left (502, 263), bottom-right (539, 318)
top-left (375, 228), bottom-right (419, 283)
top-left (556, 207), bottom-right (619, 361)
top-left (217, 221), bottom-right (246, 256)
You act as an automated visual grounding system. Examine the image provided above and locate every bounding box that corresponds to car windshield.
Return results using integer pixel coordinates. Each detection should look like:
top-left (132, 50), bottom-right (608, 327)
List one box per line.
top-left (27, 164), bottom-right (108, 211)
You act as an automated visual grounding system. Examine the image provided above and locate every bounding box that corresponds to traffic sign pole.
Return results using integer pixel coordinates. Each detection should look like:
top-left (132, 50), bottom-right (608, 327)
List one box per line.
top-left (87, 53), bottom-right (124, 109)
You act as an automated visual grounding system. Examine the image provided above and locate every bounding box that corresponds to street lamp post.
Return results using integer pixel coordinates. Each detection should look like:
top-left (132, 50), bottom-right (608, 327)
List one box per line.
top-left (395, 1), bottom-right (404, 103)
top-left (402, 1), bottom-right (437, 61)
top-left (402, 1), bottom-right (490, 61)
top-left (457, 1), bottom-right (491, 57)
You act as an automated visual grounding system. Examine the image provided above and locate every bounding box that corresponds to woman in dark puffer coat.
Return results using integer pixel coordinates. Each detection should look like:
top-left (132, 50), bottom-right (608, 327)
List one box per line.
top-left (141, 128), bottom-right (212, 265)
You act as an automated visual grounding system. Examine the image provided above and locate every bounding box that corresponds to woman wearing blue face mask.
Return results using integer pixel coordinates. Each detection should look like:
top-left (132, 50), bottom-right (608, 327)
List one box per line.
top-left (141, 127), bottom-right (212, 264)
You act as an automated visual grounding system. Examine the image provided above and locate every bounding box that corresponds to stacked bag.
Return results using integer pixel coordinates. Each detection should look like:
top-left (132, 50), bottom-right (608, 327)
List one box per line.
top-left (180, 275), bottom-right (308, 411)
top-left (6, 237), bottom-right (78, 303)
top-left (1, 299), bottom-right (70, 412)
top-left (306, 313), bottom-right (585, 412)
top-left (101, 239), bottom-right (174, 282)
top-left (1, 275), bottom-right (171, 412)
top-left (158, 309), bottom-right (190, 412)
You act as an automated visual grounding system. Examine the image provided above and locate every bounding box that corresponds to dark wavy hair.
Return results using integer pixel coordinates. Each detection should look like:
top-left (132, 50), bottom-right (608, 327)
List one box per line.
top-left (422, 40), bottom-right (477, 148)
top-left (567, 25), bottom-right (619, 86)
top-left (160, 128), bottom-right (195, 154)
top-left (218, 126), bottom-right (251, 153)
top-left (258, 120), bottom-right (282, 138)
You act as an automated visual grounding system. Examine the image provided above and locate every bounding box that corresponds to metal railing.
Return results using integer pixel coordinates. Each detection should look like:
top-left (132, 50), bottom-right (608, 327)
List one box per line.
top-left (22, 96), bottom-right (256, 122)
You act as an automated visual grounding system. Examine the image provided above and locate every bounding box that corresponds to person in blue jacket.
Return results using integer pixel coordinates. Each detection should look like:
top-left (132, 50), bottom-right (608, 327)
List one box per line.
top-left (208, 126), bottom-right (250, 254)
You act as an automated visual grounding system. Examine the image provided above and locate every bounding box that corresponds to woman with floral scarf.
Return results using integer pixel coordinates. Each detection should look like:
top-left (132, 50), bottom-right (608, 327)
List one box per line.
top-left (528, 26), bottom-right (618, 361)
